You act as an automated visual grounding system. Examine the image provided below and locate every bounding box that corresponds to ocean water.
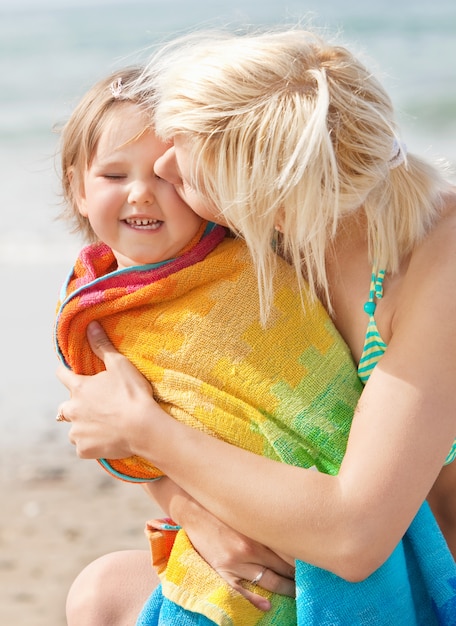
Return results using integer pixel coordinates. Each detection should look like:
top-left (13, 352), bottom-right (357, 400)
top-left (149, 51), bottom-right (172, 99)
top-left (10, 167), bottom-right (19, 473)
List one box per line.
top-left (0, 0), bottom-right (455, 444)
top-left (1, 0), bottom-right (455, 264)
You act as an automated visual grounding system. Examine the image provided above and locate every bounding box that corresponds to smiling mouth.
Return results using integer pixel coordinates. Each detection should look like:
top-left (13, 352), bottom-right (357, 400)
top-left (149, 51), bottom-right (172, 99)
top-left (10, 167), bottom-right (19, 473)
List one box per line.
top-left (124, 218), bottom-right (162, 230)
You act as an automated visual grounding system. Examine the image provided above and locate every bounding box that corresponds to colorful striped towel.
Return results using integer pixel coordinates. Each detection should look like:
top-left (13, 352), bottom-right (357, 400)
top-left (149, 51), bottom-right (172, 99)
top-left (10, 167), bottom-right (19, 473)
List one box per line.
top-left (54, 223), bottom-right (362, 625)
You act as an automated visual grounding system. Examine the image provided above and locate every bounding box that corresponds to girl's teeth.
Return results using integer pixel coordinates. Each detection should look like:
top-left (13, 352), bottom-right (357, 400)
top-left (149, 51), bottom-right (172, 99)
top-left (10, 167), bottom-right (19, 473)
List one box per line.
top-left (126, 218), bottom-right (160, 227)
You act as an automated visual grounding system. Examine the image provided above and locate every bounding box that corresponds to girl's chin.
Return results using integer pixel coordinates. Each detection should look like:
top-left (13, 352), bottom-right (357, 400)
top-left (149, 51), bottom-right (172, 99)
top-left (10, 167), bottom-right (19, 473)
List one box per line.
top-left (114, 249), bottom-right (173, 269)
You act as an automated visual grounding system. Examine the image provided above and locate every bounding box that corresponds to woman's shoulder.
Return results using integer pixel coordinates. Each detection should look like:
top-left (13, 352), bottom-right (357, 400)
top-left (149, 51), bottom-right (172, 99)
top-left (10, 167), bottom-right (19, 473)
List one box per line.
top-left (420, 188), bottom-right (456, 258)
top-left (394, 189), bottom-right (456, 326)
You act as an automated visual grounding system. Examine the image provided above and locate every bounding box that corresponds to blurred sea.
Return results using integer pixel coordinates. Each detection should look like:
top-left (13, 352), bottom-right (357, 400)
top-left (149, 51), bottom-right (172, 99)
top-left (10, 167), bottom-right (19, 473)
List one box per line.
top-left (0, 0), bottom-right (455, 445)
top-left (1, 0), bottom-right (455, 264)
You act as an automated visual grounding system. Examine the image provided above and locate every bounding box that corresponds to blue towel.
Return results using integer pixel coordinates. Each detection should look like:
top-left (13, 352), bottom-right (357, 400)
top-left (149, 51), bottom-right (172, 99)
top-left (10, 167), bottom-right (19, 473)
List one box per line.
top-left (136, 584), bottom-right (216, 626)
top-left (136, 501), bottom-right (456, 625)
top-left (295, 502), bottom-right (456, 625)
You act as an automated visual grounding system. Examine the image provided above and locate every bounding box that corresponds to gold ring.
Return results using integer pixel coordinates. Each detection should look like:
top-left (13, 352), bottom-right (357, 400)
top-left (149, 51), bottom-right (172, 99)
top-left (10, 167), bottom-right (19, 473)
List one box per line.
top-left (56, 410), bottom-right (68, 422)
top-left (250, 566), bottom-right (267, 586)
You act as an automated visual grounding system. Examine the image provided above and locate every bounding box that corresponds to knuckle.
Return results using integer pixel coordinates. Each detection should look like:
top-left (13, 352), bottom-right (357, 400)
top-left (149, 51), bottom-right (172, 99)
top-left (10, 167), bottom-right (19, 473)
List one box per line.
top-left (209, 548), bottom-right (237, 570)
top-left (71, 378), bottom-right (83, 394)
top-left (267, 577), bottom-right (281, 593)
top-left (77, 447), bottom-right (91, 459)
top-left (234, 538), bottom-right (256, 560)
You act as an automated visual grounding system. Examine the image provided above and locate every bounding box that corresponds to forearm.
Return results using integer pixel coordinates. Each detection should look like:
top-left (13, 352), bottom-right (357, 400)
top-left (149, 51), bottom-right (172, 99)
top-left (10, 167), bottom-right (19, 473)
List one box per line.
top-left (142, 477), bottom-right (201, 528)
top-left (143, 472), bottom-right (297, 607)
top-left (130, 400), bottom-right (378, 580)
top-left (129, 367), bottom-right (451, 581)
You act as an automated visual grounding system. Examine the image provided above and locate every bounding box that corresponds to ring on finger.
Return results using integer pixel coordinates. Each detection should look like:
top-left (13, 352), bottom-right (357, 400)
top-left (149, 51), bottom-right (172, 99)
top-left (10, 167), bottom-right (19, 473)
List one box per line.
top-left (250, 566), bottom-right (267, 586)
top-left (56, 410), bottom-right (69, 422)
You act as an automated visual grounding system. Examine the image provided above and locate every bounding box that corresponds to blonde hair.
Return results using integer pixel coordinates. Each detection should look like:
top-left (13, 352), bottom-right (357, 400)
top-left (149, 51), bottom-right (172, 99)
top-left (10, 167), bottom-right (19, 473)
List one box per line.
top-left (137, 28), bottom-right (450, 313)
top-left (58, 66), bottom-right (153, 241)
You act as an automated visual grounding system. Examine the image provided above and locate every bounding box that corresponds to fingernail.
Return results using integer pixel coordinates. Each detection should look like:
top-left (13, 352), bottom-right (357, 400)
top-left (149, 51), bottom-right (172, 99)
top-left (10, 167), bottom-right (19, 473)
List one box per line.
top-left (87, 321), bottom-right (101, 336)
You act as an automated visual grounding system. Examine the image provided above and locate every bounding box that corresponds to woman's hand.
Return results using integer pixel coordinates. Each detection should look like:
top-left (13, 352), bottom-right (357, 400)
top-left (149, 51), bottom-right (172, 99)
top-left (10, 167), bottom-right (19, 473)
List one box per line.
top-left (56, 321), bottom-right (158, 460)
top-left (183, 504), bottom-right (296, 610)
top-left (143, 478), bottom-right (296, 611)
top-left (58, 322), bottom-right (295, 610)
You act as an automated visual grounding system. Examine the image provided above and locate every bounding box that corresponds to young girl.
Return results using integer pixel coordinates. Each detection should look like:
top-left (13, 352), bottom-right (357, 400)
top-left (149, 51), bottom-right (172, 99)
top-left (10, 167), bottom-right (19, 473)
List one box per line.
top-left (55, 67), bottom-right (373, 626)
top-left (57, 29), bottom-right (456, 625)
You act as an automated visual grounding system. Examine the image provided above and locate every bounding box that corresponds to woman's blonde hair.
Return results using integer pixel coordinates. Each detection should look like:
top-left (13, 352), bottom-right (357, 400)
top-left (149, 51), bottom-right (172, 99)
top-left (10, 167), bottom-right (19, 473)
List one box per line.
top-left (136, 27), bottom-right (450, 315)
top-left (58, 66), bottom-right (153, 241)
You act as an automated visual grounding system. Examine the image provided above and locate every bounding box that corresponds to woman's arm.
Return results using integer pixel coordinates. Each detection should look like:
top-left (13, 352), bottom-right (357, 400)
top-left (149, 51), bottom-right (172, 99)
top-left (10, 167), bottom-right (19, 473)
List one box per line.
top-left (143, 478), bottom-right (295, 610)
top-left (57, 224), bottom-right (456, 581)
top-left (55, 337), bottom-right (295, 609)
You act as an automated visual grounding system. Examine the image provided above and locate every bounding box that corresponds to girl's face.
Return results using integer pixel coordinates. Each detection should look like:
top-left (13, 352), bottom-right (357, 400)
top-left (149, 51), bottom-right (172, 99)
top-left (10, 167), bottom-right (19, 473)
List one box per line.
top-left (154, 134), bottom-right (227, 226)
top-left (77, 105), bottom-right (203, 269)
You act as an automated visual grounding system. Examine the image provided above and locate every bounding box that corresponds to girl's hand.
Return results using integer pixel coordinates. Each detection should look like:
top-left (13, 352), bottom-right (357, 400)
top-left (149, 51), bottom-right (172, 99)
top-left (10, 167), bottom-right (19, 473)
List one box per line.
top-left (56, 321), bottom-right (158, 460)
top-left (144, 478), bottom-right (296, 611)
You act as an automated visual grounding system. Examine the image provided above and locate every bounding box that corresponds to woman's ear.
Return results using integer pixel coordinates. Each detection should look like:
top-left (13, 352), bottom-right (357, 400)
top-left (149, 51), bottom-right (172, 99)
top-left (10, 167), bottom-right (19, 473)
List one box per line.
top-left (274, 207), bottom-right (285, 233)
top-left (68, 166), bottom-right (88, 217)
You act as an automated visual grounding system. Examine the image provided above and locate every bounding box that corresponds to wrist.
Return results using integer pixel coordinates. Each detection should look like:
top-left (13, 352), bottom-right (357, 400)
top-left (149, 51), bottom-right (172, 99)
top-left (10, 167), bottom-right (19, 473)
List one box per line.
top-left (131, 398), bottom-right (213, 495)
top-left (143, 477), bottom-right (200, 530)
top-left (128, 396), bottom-right (172, 460)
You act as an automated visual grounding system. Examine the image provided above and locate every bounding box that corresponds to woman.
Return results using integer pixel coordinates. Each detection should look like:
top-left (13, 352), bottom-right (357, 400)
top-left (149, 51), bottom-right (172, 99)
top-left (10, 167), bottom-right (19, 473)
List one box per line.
top-left (59, 27), bottom-right (456, 625)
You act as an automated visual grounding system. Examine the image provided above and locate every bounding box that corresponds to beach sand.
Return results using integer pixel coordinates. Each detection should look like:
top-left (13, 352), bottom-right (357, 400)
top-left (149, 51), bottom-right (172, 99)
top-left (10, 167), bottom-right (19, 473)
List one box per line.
top-left (1, 443), bottom-right (162, 626)
top-left (0, 263), bottom-right (163, 625)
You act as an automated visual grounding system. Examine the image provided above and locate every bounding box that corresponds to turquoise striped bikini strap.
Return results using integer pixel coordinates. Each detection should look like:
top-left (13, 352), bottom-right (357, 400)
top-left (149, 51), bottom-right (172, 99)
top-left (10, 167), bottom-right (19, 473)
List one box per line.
top-left (358, 265), bottom-right (387, 384)
top-left (363, 266), bottom-right (386, 316)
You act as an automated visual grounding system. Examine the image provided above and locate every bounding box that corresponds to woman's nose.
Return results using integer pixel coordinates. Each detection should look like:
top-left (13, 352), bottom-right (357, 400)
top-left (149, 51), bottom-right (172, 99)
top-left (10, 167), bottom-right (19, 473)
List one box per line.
top-left (154, 146), bottom-right (181, 185)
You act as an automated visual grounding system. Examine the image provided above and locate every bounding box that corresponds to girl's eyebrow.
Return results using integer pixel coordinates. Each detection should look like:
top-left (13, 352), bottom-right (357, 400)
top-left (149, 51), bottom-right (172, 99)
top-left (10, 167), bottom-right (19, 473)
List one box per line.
top-left (94, 154), bottom-right (128, 167)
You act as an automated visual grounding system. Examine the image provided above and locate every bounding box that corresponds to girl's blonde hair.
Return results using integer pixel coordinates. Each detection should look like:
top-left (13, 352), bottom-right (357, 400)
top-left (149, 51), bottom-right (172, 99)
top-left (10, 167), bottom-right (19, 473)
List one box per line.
top-left (59, 66), bottom-right (153, 241)
top-left (136, 28), bottom-right (450, 314)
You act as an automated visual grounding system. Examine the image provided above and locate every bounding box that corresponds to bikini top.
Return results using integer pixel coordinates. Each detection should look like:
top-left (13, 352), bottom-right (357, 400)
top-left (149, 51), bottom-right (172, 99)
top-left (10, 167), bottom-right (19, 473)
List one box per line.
top-left (358, 267), bottom-right (387, 385)
top-left (358, 266), bottom-right (456, 465)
